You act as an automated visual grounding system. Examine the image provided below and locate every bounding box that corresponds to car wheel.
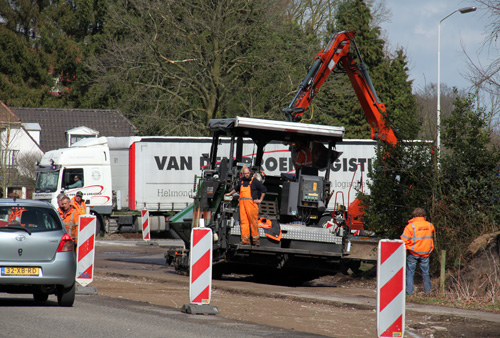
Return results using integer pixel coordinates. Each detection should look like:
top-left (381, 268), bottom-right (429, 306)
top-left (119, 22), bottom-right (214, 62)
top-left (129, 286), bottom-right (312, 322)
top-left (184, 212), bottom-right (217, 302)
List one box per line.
top-left (33, 291), bottom-right (49, 303)
top-left (57, 283), bottom-right (75, 307)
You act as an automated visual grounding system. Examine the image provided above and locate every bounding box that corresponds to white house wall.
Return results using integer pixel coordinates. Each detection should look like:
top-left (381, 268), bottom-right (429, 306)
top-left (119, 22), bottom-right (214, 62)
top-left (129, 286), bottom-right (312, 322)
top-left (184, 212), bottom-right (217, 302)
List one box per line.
top-left (0, 127), bottom-right (43, 165)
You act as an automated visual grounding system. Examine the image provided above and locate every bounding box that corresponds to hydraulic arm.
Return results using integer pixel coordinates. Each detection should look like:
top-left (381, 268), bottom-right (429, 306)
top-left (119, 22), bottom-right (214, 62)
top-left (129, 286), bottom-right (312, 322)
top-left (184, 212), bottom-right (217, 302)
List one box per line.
top-left (283, 30), bottom-right (397, 146)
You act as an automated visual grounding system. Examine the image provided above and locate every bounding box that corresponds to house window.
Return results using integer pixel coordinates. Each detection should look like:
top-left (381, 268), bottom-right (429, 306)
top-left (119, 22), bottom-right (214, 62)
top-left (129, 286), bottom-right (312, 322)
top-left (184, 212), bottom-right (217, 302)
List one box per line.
top-left (0, 150), bottom-right (19, 168)
top-left (66, 126), bottom-right (99, 147)
top-left (70, 134), bottom-right (95, 146)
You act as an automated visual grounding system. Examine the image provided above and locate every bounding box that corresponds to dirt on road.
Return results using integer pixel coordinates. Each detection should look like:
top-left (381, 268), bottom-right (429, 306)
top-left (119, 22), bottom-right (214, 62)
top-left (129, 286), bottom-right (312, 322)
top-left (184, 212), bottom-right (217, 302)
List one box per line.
top-left (89, 239), bottom-right (500, 338)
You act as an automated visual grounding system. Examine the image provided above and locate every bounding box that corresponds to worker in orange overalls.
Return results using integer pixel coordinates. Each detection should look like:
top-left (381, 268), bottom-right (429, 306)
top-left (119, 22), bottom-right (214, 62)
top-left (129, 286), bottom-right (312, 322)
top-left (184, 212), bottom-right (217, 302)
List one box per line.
top-left (225, 166), bottom-right (266, 246)
top-left (71, 191), bottom-right (87, 214)
top-left (401, 208), bottom-right (435, 295)
top-left (58, 194), bottom-right (83, 242)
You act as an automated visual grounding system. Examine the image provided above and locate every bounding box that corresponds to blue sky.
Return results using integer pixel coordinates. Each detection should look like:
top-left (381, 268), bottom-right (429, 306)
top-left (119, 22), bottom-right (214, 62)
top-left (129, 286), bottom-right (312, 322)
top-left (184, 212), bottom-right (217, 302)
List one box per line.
top-left (379, 0), bottom-right (494, 92)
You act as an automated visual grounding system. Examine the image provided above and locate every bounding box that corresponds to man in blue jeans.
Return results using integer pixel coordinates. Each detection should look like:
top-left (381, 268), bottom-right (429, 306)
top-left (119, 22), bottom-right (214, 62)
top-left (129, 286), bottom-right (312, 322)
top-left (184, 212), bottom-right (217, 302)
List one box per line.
top-left (401, 208), bottom-right (435, 295)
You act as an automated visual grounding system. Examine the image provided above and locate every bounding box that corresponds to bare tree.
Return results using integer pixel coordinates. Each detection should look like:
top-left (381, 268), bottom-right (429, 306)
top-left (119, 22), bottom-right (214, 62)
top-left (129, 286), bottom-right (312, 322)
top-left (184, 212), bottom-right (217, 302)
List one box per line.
top-left (465, 0), bottom-right (500, 93)
top-left (460, 1), bottom-right (500, 145)
top-left (284, 0), bottom-right (339, 35)
top-left (17, 151), bottom-right (41, 183)
top-left (284, 0), bottom-right (389, 37)
top-left (415, 83), bottom-right (462, 142)
top-left (0, 117), bottom-right (22, 196)
top-left (87, 0), bottom-right (299, 135)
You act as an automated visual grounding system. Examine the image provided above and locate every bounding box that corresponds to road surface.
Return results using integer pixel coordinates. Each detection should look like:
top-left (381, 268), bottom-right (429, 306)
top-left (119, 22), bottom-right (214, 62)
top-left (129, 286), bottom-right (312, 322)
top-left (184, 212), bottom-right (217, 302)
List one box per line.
top-left (1, 239), bottom-right (499, 338)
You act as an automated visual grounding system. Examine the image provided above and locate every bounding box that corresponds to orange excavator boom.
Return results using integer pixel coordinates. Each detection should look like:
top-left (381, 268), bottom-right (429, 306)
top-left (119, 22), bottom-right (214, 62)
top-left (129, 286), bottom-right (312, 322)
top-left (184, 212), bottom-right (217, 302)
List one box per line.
top-left (283, 30), bottom-right (397, 146)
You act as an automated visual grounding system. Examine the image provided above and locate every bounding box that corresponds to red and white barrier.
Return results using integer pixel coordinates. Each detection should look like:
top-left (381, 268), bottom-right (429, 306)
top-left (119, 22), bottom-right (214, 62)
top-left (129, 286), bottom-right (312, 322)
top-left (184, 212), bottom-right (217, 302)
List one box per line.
top-left (189, 227), bottom-right (213, 304)
top-left (76, 215), bottom-right (96, 287)
top-left (141, 209), bottom-right (150, 241)
top-left (377, 239), bottom-right (406, 337)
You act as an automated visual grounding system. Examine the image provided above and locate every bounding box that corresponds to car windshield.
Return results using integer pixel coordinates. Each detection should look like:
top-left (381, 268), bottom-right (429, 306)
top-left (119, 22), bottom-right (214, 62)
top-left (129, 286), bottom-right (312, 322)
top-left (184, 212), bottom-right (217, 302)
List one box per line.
top-left (0, 206), bottom-right (62, 232)
top-left (35, 171), bottom-right (59, 192)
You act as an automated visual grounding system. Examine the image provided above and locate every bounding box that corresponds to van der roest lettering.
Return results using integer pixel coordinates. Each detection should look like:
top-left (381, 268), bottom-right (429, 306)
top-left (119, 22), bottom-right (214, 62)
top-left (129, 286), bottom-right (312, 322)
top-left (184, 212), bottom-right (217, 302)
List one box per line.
top-left (154, 156), bottom-right (372, 172)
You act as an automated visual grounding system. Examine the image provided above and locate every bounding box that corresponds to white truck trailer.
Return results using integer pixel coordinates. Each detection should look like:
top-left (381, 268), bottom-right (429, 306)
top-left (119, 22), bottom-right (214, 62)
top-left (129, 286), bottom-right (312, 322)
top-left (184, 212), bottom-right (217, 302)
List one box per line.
top-left (33, 136), bottom-right (376, 236)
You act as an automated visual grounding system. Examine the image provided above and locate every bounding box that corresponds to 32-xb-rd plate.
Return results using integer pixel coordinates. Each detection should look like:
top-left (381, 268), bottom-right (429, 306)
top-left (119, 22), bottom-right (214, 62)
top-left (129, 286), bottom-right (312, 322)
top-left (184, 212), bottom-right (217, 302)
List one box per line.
top-left (1, 267), bottom-right (40, 276)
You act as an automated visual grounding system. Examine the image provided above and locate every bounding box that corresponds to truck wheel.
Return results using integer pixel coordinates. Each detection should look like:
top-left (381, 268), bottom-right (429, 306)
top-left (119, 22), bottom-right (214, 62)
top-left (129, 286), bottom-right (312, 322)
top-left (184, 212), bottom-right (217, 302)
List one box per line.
top-left (317, 215), bottom-right (333, 228)
top-left (90, 212), bottom-right (105, 237)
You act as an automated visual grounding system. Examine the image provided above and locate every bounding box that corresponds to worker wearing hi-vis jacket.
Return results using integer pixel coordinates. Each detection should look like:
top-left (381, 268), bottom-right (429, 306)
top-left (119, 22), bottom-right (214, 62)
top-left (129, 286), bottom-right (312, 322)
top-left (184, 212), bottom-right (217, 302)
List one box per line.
top-left (58, 194), bottom-right (84, 242)
top-left (401, 208), bottom-right (435, 295)
top-left (71, 191), bottom-right (87, 214)
top-left (225, 166), bottom-right (266, 246)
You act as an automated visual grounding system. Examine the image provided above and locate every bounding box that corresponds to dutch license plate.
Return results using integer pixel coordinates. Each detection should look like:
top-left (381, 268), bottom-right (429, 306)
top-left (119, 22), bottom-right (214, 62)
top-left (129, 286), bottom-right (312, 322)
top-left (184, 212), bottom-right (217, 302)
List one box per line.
top-left (1, 267), bottom-right (40, 276)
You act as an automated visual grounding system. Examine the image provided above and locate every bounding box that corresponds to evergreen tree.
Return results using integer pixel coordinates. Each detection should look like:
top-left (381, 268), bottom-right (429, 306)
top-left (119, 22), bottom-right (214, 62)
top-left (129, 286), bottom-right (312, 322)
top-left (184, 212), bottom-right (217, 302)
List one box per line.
top-left (435, 92), bottom-right (500, 263)
top-left (0, 26), bottom-right (53, 106)
top-left (0, 0), bottom-right (107, 107)
top-left (360, 140), bottom-right (435, 237)
top-left (375, 49), bottom-right (420, 140)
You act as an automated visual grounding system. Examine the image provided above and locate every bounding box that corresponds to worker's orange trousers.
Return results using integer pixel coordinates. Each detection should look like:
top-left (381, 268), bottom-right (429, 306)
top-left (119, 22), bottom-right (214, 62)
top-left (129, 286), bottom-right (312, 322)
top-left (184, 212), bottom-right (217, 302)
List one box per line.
top-left (239, 198), bottom-right (259, 244)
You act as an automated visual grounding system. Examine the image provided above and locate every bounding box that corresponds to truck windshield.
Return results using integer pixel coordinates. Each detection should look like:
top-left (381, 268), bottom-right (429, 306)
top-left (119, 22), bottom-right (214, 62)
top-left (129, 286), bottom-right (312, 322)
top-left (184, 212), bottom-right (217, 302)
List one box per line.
top-left (35, 171), bottom-right (59, 192)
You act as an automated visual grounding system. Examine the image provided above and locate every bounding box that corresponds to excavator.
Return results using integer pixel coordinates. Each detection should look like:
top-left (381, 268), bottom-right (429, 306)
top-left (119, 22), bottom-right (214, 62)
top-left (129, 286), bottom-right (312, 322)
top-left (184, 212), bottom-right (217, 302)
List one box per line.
top-left (167, 30), bottom-right (397, 280)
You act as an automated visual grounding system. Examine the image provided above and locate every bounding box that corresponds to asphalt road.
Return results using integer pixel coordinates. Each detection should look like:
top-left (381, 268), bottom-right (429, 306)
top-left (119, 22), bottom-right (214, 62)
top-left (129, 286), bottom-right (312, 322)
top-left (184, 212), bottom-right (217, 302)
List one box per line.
top-left (3, 239), bottom-right (498, 338)
top-left (0, 293), bottom-right (325, 338)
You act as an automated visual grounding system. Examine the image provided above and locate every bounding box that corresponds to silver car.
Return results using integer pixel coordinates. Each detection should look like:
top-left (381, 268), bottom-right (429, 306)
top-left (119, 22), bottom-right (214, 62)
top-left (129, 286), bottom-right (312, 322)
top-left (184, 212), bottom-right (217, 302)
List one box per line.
top-left (0, 199), bottom-right (76, 306)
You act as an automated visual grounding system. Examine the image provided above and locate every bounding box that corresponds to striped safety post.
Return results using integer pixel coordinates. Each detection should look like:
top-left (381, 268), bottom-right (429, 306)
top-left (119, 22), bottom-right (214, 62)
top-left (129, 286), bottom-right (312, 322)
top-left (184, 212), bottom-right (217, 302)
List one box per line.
top-left (189, 227), bottom-right (213, 304)
top-left (181, 226), bottom-right (219, 315)
top-left (377, 239), bottom-right (406, 338)
top-left (76, 215), bottom-right (96, 287)
top-left (141, 209), bottom-right (150, 241)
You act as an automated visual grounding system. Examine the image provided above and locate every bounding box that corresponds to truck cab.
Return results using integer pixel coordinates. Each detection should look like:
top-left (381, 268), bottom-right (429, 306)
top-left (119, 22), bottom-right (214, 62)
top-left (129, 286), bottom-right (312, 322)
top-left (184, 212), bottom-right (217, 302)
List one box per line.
top-left (34, 138), bottom-right (112, 234)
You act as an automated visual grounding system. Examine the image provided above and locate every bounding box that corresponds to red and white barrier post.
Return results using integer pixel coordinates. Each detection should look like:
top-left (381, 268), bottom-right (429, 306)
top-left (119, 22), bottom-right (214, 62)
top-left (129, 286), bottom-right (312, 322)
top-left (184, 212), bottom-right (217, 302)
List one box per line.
top-left (181, 227), bottom-right (219, 315)
top-left (76, 215), bottom-right (96, 287)
top-left (377, 239), bottom-right (406, 337)
top-left (141, 209), bottom-right (150, 241)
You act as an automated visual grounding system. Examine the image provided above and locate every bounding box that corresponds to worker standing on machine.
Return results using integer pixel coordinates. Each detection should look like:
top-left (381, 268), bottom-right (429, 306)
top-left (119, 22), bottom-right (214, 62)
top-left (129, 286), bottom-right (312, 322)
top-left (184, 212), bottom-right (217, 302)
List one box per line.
top-left (225, 166), bottom-right (267, 246)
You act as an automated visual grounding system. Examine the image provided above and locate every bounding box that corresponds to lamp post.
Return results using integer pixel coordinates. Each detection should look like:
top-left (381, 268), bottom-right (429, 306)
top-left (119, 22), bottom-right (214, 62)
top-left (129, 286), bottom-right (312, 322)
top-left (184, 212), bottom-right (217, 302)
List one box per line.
top-left (437, 6), bottom-right (476, 152)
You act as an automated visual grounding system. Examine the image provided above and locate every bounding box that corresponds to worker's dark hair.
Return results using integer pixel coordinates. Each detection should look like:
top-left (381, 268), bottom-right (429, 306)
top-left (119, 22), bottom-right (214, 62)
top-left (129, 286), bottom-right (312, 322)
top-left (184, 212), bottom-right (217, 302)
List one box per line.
top-left (412, 208), bottom-right (426, 218)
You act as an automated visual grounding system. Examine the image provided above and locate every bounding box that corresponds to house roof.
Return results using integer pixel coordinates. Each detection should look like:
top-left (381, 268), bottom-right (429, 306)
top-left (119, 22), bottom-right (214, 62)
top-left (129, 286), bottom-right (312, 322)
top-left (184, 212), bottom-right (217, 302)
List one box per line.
top-left (0, 101), bottom-right (44, 155)
top-left (12, 107), bottom-right (137, 151)
top-left (0, 101), bottom-right (22, 124)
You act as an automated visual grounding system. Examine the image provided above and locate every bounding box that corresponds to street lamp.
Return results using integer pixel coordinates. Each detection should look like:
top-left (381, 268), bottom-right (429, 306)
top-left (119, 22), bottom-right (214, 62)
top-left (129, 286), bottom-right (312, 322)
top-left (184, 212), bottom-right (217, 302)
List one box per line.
top-left (437, 6), bottom-right (476, 152)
